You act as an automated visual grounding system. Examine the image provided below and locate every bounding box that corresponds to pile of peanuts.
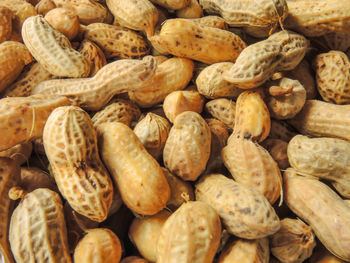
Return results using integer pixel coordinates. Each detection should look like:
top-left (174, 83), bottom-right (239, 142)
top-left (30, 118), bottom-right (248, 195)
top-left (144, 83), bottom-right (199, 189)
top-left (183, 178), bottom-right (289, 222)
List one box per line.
top-left (1, 0), bottom-right (350, 262)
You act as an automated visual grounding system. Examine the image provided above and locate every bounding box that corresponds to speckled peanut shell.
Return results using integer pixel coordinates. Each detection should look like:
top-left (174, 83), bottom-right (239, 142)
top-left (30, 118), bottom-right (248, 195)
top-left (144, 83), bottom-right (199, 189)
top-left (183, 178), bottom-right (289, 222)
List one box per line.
top-left (156, 201), bottom-right (221, 263)
top-left (78, 40), bottom-right (106, 76)
top-left (205, 98), bottom-right (236, 130)
top-left (163, 111), bottom-right (211, 181)
top-left (0, 6), bottom-right (12, 43)
top-left (0, 142), bottom-right (32, 166)
top-left (284, 168), bottom-right (350, 261)
top-left (269, 119), bottom-right (297, 142)
top-left (270, 218), bottom-right (316, 263)
top-left (9, 188), bottom-right (72, 263)
top-left (195, 174), bottom-right (280, 239)
top-left (35, 0), bottom-right (56, 16)
top-left (190, 15), bottom-right (228, 30)
top-left (0, 158), bottom-right (20, 263)
top-left (43, 106), bottom-right (114, 222)
top-left (97, 122), bottom-right (170, 215)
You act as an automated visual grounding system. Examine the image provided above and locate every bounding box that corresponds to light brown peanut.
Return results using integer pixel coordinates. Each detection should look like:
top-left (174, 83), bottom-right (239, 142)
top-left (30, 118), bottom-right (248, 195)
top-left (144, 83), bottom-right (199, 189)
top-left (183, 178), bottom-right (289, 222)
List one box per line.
top-left (129, 57), bottom-right (194, 108)
top-left (97, 122), bottom-right (170, 215)
top-left (195, 174), bottom-right (280, 238)
top-left (205, 98), bottom-right (236, 130)
top-left (0, 6), bottom-right (12, 43)
top-left (289, 100), bottom-right (350, 142)
top-left (284, 168), bottom-right (350, 261)
top-left (19, 167), bottom-right (57, 192)
top-left (35, 0), bottom-right (56, 15)
top-left (33, 56), bottom-right (157, 111)
top-left (78, 39), bottom-right (106, 76)
top-left (0, 158), bottom-right (20, 263)
top-left (156, 201), bottom-right (221, 263)
top-left (129, 210), bottom-right (171, 262)
top-left (163, 111), bottom-right (211, 181)
top-left (74, 228), bottom-right (122, 263)
top-left (163, 90), bottom-right (204, 123)
top-left (261, 138), bottom-right (289, 169)
top-left (84, 23), bottom-right (150, 59)
top-left (133, 113), bottom-right (170, 160)
top-left (218, 237), bottom-right (270, 263)
top-left (0, 142), bottom-right (32, 166)
top-left (270, 218), bottom-right (316, 263)
top-left (150, 18), bottom-right (246, 64)
top-left (314, 51), bottom-right (350, 104)
top-left (288, 135), bottom-right (350, 198)
top-left (0, 94), bottom-right (70, 151)
top-left (191, 15), bottom-right (228, 30)
top-left (0, 41), bottom-right (33, 92)
top-left (150, 0), bottom-right (189, 10)
top-left (176, 0), bottom-right (202, 18)
top-left (43, 106), bottom-right (114, 222)
top-left (9, 188), bottom-right (72, 263)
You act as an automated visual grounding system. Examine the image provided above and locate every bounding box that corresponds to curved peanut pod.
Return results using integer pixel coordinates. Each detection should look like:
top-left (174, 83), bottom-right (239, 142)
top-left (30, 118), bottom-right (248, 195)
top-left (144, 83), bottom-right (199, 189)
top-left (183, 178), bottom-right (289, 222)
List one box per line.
top-left (106, 0), bottom-right (158, 37)
top-left (43, 106), bottom-right (114, 222)
top-left (0, 158), bottom-right (20, 263)
top-left (284, 168), bottom-right (350, 261)
top-left (156, 201), bottom-right (221, 263)
top-left (0, 41), bottom-right (33, 92)
top-left (0, 95), bottom-right (71, 151)
top-left (196, 174), bottom-right (280, 239)
top-left (150, 0), bottom-right (189, 10)
top-left (270, 218), bottom-right (316, 263)
top-left (289, 100), bottom-right (350, 142)
top-left (9, 188), bottom-right (72, 263)
top-left (218, 237), bottom-right (270, 263)
top-left (163, 111), bottom-right (211, 181)
top-left (33, 56), bottom-right (157, 111)
top-left (0, 6), bottom-right (12, 43)
top-left (84, 23), bottom-right (150, 59)
top-left (150, 18), bottom-right (246, 64)
top-left (22, 15), bottom-right (90, 77)
top-left (97, 122), bottom-right (170, 215)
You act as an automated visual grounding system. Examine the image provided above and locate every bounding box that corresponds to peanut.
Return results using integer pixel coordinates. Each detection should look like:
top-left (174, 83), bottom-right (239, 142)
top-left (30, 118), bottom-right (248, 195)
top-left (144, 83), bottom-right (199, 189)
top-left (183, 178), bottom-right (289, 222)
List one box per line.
top-left (121, 257), bottom-right (148, 263)
top-left (284, 168), bottom-right (350, 261)
top-left (35, 0), bottom-right (56, 16)
top-left (0, 6), bottom-right (12, 43)
top-left (163, 111), bottom-right (211, 181)
top-left (0, 94), bottom-right (70, 151)
top-left (261, 138), bottom-right (289, 169)
top-left (316, 32), bottom-right (350, 52)
top-left (78, 39), bottom-right (106, 76)
top-left (0, 142), bottom-right (32, 166)
top-left (19, 167), bottom-right (57, 192)
top-left (43, 106), bottom-right (114, 222)
top-left (191, 15), bottom-right (228, 30)
top-left (74, 228), bottom-right (122, 263)
top-left (195, 174), bottom-right (280, 238)
top-left (133, 113), bottom-right (170, 159)
top-left (269, 119), bottom-right (298, 142)
top-left (9, 188), bottom-right (72, 263)
top-left (205, 98), bottom-right (236, 130)
top-left (270, 218), bottom-right (316, 263)
top-left (0, 158), bottom-right (20, 263)
top-left (149, 0), bottom-right (189, 10)
top-left (97, 122), bottom-right (170, 215)
top-left (156, 201), bottom-right (221, 263)
top-left (33, 56), bottom-right (157, 111)
top-left (149, 18), bottom-right (246, 64)
top-left (176, 0), bottom-right (203, 18)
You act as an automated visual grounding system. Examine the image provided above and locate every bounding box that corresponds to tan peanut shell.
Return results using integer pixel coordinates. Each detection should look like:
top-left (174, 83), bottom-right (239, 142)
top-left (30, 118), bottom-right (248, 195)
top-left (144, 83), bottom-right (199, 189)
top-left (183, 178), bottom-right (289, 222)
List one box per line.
top-left (150, 0), bottom-right (189, 10)
top-left (19, 167), bottom-right (57, 192)
top-left (0, 41), bottom-right (33, 92)
top-left (196, 62), bottom-right (242, 99)
top-left (74, 228), bottom-right (122, 263)
top-left (133, 113), bottom-right (170, 160)
top-left (129, 57), bottom-right (194, 108)
top-left (121, 257), bottom-right (148, 263)
top-left (33, 56), bottom-right (157, 111)
top-left (317, 32), bottom-right (350, 52)
top-left (0, 158), bottom-right (20, 263)
top-left (222, 137), bottom-right (282, 204)
top-left (314, 51), bottom-right (350, 104)
top-left (78, 39), bottom-right (106, 76)
top-left (97, 122), bottom-right (170, 215)
top-left (0, 6), bottom-right (12, 43)
top-left (176, 0), bottom-right (203, 18)
top-left (0, 94), bottom-right (70, 151)
top-left (270, 218), bottom-right (316, 263)
top-left (92, 99), bottom-right (141, 128)
top-left (84, 23), bottom-right (150, 59)
top-left (284, 168), bottom-right (350, 261)
top-left (156, 201), bottom-right (221, 263)
top-left (163, 111), bottom-right (211, 181)
top-left (4, 62), bottom-right (56, 97)
top-left (218, 237), bottom-right (270, 263)
top-left (285, 0), bottom-right (350, 37)
top-left (261, 138), bottom-right (289, 169)
top-left (288, 135), bottom-right (350, 198)
top-left (43, 106), bottom-right (114, 222)
top-left (191, 15), bottom-right (228, 30)
top-left (269, 119), bottom-right (297, 142)
top-left (51, 0), bottom-right (108, 25)
top-left (205, 98), bottom-right (236, 130)
top-left (106, 0), bottom-right (158, 37)
top-left (129, 210), bottom-right (171, 262)
top-left (0, 142), bottom-right (32, 166)
top-left (150, 18), bottom-right (246, 64)
top-left (35, 0), bottom-right (56, 15)
top-left (22, 15), bottom-right (90, 78)
top-left (163, 90), bottom-right (204, 123)
top-left (289, 100), bottom-right (350, 142)
top-left (9, 188), bottom-right (72, 263)
top-left (195, 174), bottom-right (280, 239)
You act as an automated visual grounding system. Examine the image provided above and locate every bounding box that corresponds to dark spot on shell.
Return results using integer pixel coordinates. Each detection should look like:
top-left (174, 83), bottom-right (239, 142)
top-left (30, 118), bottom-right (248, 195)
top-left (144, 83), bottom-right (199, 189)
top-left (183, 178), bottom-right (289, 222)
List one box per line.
top-left (175, 41), bottom-right (180, 46)
top-left (216, 190), bottom-right (222, 198)
top-left (195, 34), bottom-right (203, 39)
top-left (239, 207), bottom-right (251, 214)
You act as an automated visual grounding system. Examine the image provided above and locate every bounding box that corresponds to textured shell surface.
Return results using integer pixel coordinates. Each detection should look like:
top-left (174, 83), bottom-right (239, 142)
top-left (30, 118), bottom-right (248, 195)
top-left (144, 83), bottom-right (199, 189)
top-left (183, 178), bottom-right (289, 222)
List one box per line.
top-left (205, 98), bottom-right (236, 130)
